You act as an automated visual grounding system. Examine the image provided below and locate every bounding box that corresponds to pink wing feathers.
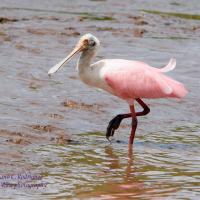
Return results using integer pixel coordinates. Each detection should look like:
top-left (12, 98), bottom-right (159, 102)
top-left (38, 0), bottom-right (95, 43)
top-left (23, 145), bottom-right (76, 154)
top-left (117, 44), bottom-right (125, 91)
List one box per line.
top-left (104, 59), bottom-right (187, 100)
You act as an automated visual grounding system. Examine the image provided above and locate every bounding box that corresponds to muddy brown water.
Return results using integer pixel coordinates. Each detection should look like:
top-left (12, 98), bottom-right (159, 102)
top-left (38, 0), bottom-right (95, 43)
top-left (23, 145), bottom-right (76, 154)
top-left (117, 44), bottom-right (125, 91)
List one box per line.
top-left (0, 0), bottom-right (199, 199)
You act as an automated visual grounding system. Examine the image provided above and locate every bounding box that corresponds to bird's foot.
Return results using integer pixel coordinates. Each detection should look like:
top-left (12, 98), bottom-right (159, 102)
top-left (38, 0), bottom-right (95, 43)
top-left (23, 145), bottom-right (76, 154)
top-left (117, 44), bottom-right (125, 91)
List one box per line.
top-left (106, 115), bottom-right (124, 141)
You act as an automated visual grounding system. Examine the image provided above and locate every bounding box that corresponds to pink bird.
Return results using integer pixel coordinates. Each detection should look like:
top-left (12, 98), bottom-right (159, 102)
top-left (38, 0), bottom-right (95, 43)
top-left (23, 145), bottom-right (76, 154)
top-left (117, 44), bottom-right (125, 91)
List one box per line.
top-left (48, 33), bottom-right (187, 145)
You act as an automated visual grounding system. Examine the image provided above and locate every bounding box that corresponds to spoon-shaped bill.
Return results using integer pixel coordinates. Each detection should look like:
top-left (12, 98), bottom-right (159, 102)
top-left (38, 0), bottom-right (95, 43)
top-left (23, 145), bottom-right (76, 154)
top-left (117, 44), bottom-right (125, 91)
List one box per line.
top-left (48, 43), bottom-right (84, 75)
top-left (48, 57), bottom-right (69, 75)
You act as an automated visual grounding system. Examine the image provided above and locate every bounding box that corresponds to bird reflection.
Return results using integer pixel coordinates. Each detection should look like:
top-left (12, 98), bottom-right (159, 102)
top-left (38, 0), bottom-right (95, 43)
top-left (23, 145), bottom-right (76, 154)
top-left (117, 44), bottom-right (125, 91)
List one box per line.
top-left (104, 144), bottom-right (135, 182)
top-left (98, 144), bottom-right (146, 199)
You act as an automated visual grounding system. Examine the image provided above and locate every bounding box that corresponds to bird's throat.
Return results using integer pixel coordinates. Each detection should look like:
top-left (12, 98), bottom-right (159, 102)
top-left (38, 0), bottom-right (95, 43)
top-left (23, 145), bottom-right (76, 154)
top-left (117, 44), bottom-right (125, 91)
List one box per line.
top-left (78, 49), bottom-right (97, 73)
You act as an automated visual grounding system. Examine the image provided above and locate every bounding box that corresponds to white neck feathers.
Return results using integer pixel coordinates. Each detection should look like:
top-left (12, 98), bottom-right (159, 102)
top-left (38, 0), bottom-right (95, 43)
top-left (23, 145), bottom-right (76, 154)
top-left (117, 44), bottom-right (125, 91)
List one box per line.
top-left (77, 49), bottom-right (97, 73)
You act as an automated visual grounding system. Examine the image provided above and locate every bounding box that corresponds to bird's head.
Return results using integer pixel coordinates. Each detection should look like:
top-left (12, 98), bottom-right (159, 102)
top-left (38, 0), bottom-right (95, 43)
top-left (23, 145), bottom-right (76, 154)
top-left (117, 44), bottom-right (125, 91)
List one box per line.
top-left (48, 33), bottom-right (100, 75)
top-left (79, 33), bottom-right (100, 51)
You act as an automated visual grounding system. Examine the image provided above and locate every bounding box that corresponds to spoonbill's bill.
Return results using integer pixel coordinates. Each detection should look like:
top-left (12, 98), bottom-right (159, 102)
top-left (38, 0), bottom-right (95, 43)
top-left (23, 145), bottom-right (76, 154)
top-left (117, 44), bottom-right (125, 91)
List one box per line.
top-left (48, 33), bottom-right (187, 145)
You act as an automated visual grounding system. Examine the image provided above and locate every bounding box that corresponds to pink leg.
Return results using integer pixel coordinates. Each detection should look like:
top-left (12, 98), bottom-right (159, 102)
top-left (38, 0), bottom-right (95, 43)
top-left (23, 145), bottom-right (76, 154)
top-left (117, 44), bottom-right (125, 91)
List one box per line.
top-left (129, 104), bottom-right (138, 145)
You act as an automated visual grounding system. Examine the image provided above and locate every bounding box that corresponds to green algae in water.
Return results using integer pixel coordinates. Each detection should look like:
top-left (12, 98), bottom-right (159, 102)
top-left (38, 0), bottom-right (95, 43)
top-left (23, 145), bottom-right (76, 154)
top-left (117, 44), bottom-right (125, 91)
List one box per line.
top-left (170, 2), bottom-right (182, 6)
top-left (172, 125), bottom-right (200, 132)
top-left (142, 10), bottom-right (200, 20)
top-left (150, 36), bottom-right (188, 40)
top-left (80, 13), bottom-right (115, 21)
top-left (0, 7), bottom-right (115, 21)
top-left (78, 131), bottom-right (104, 137)
top-left (90, 0), bottom-right (107, 1)
top-left (97, 27), bottom-right (115, 31)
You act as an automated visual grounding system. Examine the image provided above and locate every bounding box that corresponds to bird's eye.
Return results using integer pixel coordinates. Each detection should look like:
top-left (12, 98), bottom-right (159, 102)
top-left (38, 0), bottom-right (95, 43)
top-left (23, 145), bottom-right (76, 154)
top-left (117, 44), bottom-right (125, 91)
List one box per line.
top-left (90, 40), bottom-right (96, 47)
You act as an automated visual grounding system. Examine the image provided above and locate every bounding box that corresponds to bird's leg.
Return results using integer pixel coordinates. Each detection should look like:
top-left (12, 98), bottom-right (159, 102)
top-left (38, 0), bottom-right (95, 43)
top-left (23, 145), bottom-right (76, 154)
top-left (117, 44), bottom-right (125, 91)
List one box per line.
top-left (106, 113), bottom-right (131, 140)
top-left (129, 99), bottom-right (150, 144)
top-left (129, 104), bottom-right (137, 144)
top-left (106, 98), bottom-right (150, 141)
top-left (135, 98), bottom-right (150, 116)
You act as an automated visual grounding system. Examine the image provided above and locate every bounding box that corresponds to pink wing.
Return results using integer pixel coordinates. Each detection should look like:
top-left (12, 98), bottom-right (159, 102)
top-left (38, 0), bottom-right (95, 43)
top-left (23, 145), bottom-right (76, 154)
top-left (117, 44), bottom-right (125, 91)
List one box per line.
top-left (104, 60), bottom-right (187, 100)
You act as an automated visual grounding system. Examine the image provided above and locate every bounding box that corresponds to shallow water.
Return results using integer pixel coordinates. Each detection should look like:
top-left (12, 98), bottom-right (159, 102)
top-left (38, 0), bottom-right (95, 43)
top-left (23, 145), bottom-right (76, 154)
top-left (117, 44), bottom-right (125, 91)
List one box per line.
top-left (0, 0), bottom-right (199, 199)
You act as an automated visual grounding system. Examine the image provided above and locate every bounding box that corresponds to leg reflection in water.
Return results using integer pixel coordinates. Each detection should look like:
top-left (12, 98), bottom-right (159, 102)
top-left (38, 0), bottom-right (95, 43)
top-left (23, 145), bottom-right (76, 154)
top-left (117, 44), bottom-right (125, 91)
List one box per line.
top-left (103, 144), bottom-right (145, 194)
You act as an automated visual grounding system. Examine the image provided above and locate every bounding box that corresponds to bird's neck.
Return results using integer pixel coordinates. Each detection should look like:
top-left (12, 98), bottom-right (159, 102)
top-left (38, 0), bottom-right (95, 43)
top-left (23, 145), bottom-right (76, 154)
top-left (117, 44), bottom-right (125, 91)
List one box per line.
top-left (77, 49), bottom-right (97, 73)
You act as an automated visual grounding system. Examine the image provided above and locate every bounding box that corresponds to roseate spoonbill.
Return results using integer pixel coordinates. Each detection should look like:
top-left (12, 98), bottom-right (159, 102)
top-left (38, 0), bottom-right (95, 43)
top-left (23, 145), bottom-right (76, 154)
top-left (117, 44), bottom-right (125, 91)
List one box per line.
top-left (48, 33), bottom-right (187, 145)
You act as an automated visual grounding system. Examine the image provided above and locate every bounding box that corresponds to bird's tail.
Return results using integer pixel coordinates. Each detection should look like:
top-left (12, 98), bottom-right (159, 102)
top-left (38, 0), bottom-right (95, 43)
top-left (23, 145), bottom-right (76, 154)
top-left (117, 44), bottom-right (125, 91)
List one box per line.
top-left (161, 58), bottom-right (176, 73)
top-left (166, 77), bottom-right (188, 98)
top-left (160, 58), bottom-right (187, 98)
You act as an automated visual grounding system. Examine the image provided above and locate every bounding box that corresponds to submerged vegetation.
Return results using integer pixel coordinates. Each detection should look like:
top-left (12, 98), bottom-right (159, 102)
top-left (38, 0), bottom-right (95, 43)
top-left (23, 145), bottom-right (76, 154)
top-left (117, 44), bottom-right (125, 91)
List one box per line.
top-left (79, 13), bottom-right (115, 21)
top-left (142, 10), bottom-right (200, 20)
